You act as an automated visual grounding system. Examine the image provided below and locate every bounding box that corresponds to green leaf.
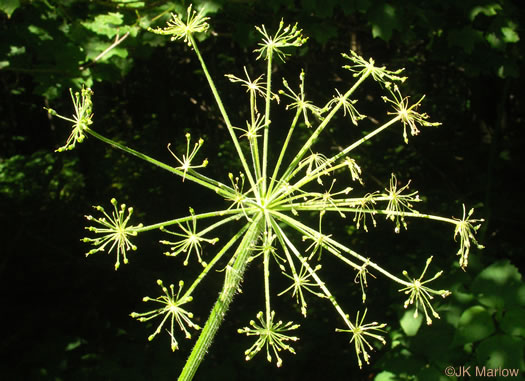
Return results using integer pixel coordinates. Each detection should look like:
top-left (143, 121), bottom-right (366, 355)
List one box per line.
top-left (497, 60), bottom-right (520, 78)
top-left (500, 307), bottom-right (525, 338)
top-left (448, 27), bottom-right (484, 53)
top-left (374, 371), bottom-right (397, 381)
top-left (83, 38), bottom-right (128, 61)
top-left (82, 13), bottom-right (124, 38)
top-left (341, 0), bottom-right (371, 14)
top-left (471, 260), bottom-right (525, 308)
top-left (474, 260), bottom-right (521, 285)
top-left (454, 305), bottom-right (495, 345)
top-left (501, 26), bottom-right (519, 43)
top-left (410, 321), bottom-right (456, 362)
top-left (110, 0), bottom-right (145, 8)
top-left (198, 0), bottom-right (222, 16)
top-left (65, 338), bottom-right (85, 351)
top-left (469, 4), bottom-right (502, 21)
top-left (28, 25), bottom-right (53, 41)
top-left (0, 0), bottom-right (20, 18)
top-left (475, 334), bottom-right (525, 370)
top-left (417, 366), bottom-right (451, 381)
top-left (368, 2), bottom-right (400, 41)
top-left (400, 309), bottom-right (423, 336)
top-left (300, 0), bottom-right (337, 18)
top-left (486, 32), bottom-right (504, 50)
top-left (308, 23), bottom-right (338, 45)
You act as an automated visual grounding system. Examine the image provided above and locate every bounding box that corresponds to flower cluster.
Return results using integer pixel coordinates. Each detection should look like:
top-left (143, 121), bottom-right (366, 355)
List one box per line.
top-left (160, 207), bottom-right (219, 267)
top-left (49, 6), bottom-right (484, 377)
top-left (382, 83), bottom-right (442, 143)
top-left (148, 5), bottom-right (209, 46)
top-left (383, 174), bottom-right (421, 233)
top-left (130, 279), bottom-right (200, 351)
top-left (82, 198), bottom-right (142, 270)
top-left (238, 310), bottom-right (300, 367)
top-left (454, 205), bottom-right (485, 269)
top-left (255, 20), bottom-right (308, 61)
top-left (336, 309), bottom-right (387, 368)
top-left (399, 256), bottom-right (451, 325)
top-left (46, 86), bottom-right (93, 152)
top-left (168, 133), bottom-right (208, 182)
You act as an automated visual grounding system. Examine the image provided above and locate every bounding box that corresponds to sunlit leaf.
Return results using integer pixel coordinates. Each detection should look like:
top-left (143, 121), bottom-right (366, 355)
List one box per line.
top-left (400, 309), bottom-right (423, 336)
top-left (0, 0), bottom-right (20, 18)
top-left (471, 260), bottom-right (524, 308)
top-left (82, 13), bottom-right (124, 38)
top-left (469, 4), bottom-right (502, 21)
top-left (454, 305), bottom-right (495, 345)
top-left (374, 371), bottom-right (397, 381)
top-left (501, 26), bottom-right (520, 43)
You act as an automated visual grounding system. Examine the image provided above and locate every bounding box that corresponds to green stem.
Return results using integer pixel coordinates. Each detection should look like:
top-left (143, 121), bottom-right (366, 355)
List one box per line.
top-left (249, 90), bottom-right (263, 181)
top-left (271, 221), bottom-right (354, 329)
top-left (267, 108), bottom-right (302, 196)
top-left (189, 36), bottom-right (260, 201)
top-left (308, 115), bottom-right (401, 178)
top-left (182, 221), bottom-right (251, 298)
top-left (283, 204), bottom-right (458, 226)
top-left (135, 208), bottom-right (250, 233)
top-left (85, 127), bottom-right (235, 198)
top-left (271, 210), bottom-right (412, 287)
top-left (262, 49), bottom-right (273, 196)
top-left (269, 115), bottom-right (401, 205)
top-left (279, 69), bottom-right (371, 186)
top-left (178, 213), bottom-right (263, 381)
top-left (263, 217), bottom-right (272, 321)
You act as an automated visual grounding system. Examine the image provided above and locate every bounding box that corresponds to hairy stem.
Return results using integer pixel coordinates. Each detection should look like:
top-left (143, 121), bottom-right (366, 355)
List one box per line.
top-left (178, 214), bottom-right (263, 381)
top-left (183, 222), bottom-right (251, 298)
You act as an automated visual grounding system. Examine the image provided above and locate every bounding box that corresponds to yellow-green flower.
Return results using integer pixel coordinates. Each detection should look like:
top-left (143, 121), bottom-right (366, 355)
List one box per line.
top-left (148, 5), bottom-right (209, 46)
top-left (254, 20), bottom-right (308, 62)
top-left (46, 86), bottom-right (93, 152)
top-left (131, 279), bottom-right (200, 351)
top-left (238, 311), bottom-right (300, 367)
top-left (453, 205), bottom-right (485, 269)
top-left (83, 198), bottom-right (142, 270)
top-left (336, 309), bottom-right (386, 368)
top-left (398, 256), bottom-right (451, 325)
top-left (382, 83), bottom-right (441, 143)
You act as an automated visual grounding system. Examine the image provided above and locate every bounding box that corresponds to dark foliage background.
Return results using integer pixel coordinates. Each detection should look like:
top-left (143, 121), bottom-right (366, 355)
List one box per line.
top-left (1, 1), bottom-right (524, 380)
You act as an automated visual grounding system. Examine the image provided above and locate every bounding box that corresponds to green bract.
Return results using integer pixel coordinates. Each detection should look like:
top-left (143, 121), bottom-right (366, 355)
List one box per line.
top-left (49, 5), bottom-right (484, 380)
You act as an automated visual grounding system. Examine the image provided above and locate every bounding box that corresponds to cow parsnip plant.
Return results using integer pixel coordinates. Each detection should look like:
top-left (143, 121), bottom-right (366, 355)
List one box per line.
top-left (47, 5), bottom-right (484, 380)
